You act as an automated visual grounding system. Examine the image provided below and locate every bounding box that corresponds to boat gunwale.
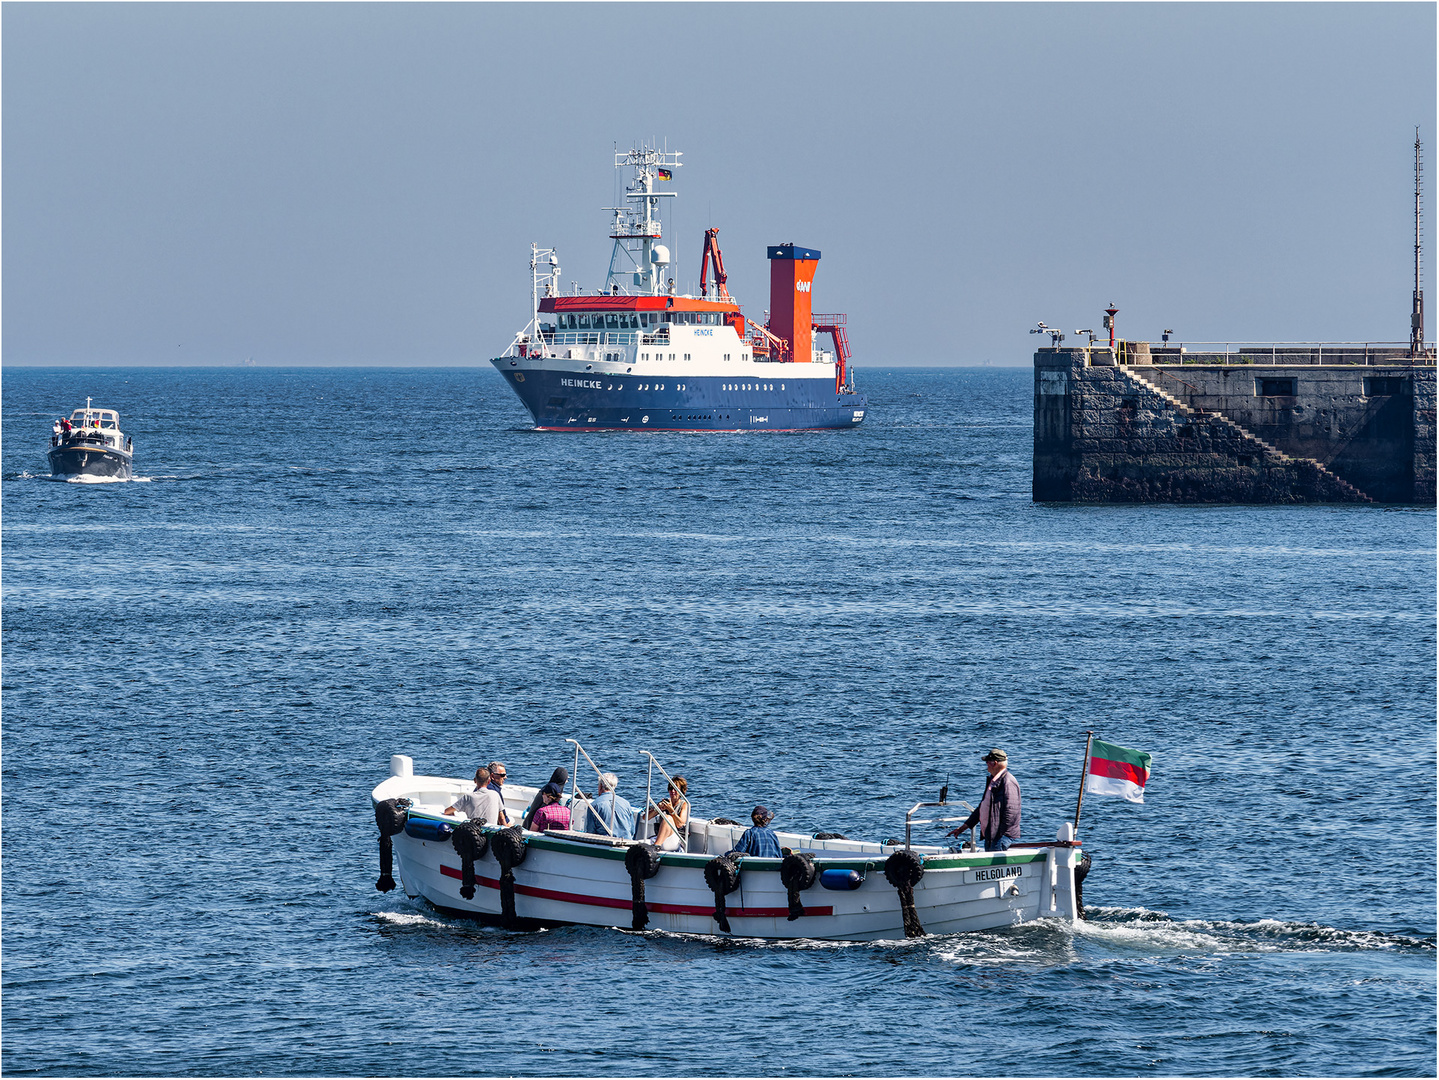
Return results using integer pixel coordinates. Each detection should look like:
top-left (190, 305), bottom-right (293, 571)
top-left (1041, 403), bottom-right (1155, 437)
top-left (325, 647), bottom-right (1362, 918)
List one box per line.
top-left (392, 805), bottom-right (1071, 872)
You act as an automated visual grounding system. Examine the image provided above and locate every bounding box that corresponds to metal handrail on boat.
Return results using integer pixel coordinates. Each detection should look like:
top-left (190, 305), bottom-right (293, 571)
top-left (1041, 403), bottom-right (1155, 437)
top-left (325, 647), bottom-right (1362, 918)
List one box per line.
top-left (563, 738), bottom-right (624, 839)
top-left (638, 751), bottom-right (686, 851)
top-left (904, 800), bottom-right (974, 851)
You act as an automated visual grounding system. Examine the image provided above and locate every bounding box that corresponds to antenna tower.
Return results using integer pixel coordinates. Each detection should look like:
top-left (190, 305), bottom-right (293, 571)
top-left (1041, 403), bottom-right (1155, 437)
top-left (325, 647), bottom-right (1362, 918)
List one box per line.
top-left (1412, 128), bottom-right (1425, 357)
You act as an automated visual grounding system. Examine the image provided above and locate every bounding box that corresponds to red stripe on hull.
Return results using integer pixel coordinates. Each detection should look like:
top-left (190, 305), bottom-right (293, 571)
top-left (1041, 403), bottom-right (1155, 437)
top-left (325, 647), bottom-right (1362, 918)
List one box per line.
top-left (1089, 757), bottom-right (1148, 786)
top-left (438, 863), bottom-right (832, 919)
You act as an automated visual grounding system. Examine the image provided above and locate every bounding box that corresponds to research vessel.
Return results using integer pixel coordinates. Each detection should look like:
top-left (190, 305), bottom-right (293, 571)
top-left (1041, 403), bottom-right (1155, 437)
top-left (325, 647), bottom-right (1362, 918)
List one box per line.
top-left (492, 146), bottom-right (866, 431)
top-left (48, 399), bottom-right (133, 479)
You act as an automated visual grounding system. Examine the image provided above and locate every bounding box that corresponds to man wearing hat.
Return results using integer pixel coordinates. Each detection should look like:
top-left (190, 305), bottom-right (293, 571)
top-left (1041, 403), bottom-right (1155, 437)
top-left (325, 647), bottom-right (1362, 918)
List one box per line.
top-left (947, 749), bottom-right (1021, 851)
top-left (731, 805), bottom-right (782, 858)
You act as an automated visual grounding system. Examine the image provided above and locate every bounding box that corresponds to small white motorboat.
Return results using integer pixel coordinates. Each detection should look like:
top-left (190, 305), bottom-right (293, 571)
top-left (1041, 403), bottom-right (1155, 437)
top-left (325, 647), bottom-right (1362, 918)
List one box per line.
top-left (48, 398), bottom-right (133, 479)
top-left (369, 743), bottom-right (1090, 942)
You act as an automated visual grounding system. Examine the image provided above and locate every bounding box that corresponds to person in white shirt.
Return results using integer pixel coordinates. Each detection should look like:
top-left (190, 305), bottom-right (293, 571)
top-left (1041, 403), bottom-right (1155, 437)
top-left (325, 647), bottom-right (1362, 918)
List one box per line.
top-left (443, 766), bottom-right (504, 825)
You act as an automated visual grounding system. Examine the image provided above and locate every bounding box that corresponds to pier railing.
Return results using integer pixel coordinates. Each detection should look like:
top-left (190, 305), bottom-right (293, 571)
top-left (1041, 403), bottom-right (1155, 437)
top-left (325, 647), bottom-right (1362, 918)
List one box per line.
top-left (1111, 340), bottom-right (1435, 366)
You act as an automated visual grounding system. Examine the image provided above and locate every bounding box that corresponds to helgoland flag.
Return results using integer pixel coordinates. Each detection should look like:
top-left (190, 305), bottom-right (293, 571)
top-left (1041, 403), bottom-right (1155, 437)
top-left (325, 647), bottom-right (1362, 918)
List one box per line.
top-left (1085, 740), bottom-right (1152, 803)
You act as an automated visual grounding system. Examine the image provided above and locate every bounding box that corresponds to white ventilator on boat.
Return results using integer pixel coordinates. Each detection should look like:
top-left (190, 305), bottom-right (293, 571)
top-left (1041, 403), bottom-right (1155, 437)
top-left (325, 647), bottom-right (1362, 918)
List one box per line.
top-left (370, 740), bottom-right (1091, 942)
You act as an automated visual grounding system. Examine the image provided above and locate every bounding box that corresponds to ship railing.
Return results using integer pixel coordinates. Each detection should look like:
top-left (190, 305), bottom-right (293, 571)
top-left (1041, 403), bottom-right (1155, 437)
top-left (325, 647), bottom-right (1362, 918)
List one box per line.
top-left (543, 331), bottom-right (641, 348)
top-left (1108, 340), bottom-right (1435, 366)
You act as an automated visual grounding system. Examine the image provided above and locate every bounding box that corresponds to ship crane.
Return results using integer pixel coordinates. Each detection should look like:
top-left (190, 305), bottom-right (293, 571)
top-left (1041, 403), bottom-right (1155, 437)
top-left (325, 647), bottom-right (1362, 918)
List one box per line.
top-left (700, 227), bottom-right (731, 300)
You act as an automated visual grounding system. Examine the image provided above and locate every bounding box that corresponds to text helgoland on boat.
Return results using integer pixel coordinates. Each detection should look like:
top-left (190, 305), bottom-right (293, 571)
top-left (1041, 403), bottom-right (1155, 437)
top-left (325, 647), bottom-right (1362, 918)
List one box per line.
top-left (492, 146), bottom-right (867, 431)
top-left (370, 743), bottom-right (1093, 943)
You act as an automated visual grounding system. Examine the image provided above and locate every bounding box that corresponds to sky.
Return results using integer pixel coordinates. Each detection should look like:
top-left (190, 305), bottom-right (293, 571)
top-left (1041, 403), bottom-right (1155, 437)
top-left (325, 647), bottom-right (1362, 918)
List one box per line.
top-left (4, 2), bottom-right (1435, 367)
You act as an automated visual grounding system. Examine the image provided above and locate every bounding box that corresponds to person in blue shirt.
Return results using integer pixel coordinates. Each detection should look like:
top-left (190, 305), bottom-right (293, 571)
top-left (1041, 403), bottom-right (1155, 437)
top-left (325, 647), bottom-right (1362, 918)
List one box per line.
top-left (731, 805), bottom-right (781, 858)
top-left (583, 772), bottom-right (637, 839)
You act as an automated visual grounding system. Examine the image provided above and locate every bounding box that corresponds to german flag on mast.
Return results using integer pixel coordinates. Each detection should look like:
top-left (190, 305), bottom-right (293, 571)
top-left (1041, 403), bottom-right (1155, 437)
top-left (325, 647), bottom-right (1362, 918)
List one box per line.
top-left (657, 168), bottom-right (673, 181)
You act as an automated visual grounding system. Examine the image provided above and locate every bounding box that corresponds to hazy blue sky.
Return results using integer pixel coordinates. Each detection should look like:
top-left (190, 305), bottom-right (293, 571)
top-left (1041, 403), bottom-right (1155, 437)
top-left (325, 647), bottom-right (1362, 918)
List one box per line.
top-left (4, 2), bottom-right (1434, 366)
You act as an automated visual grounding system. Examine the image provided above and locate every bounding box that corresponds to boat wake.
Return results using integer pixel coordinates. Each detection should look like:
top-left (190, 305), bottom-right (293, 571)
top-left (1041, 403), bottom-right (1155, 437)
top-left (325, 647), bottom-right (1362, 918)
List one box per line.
top-left (1072, 905), bottom-right (1435, 955)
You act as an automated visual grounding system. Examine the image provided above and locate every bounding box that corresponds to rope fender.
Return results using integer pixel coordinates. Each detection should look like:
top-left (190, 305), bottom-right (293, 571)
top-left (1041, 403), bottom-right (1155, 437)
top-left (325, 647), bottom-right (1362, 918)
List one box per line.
top-left (884, 849), bottom-right (926, 938)
top-left (1075, 850), bottom-right (1093, 920)
top-left (779, 853), bottom-right (818, 921)
top-left (703, 855), bottom-right (742, 933)
top-left (490, 827), bottom-right (529, 927)
top-left (373, 798), bottom-right (410, 893)
top-left (450, 821), bottom-right (490, 901)
top-left (624, 843), bottom-right (663, 930)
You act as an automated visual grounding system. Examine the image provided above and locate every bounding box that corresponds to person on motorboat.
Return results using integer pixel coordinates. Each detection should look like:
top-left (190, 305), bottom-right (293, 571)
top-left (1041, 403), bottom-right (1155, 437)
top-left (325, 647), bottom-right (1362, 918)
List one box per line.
top-left (946, 748), bottom-right (1021, 852)
top-left (522, 766), bottom-right (570, 829)
top-left (582, 772), bottom-right (636, 839)
top-left (485, 761), bottom-right (511, 825)
top-left (644, 776), bottom-right (690, 851)
top-left (731, 805), bottom-right (781, 858)
top-left (443, 766), bottom-right (503, 824)
top-left (529, 783), bottom-right (571, 833)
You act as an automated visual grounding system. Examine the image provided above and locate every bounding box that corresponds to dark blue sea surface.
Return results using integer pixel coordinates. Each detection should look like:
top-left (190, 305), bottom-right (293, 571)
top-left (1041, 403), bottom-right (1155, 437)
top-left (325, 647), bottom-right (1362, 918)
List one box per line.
top-left (3, 366), bottom-right (1434, 1077)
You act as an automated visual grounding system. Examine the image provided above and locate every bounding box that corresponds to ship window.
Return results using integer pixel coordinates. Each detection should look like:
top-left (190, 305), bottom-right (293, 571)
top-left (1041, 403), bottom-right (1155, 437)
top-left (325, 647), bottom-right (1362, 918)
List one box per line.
top-left (684, 353), bottom-right (691, 361)
top-left (606, 314), bottom-right (619, 329)
top-left (743, 353), bottom-right (750, 362)
top-left (577, 314), bottom-right (590, 329)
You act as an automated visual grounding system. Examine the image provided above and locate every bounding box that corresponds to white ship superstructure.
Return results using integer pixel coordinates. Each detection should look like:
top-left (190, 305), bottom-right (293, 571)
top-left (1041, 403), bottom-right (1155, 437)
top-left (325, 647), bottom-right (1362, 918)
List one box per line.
top-left (492, 146), bottom-right (865, 431)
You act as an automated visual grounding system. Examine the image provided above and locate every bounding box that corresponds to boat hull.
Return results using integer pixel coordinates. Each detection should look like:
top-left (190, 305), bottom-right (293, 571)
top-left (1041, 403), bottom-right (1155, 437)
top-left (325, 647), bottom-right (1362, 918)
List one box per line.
top-left (48, 444), bottom-right (133, 479)
top-left (491, 359), bottom-right (866, 431)
top-left (373, 773), bottom-right (1083, 942)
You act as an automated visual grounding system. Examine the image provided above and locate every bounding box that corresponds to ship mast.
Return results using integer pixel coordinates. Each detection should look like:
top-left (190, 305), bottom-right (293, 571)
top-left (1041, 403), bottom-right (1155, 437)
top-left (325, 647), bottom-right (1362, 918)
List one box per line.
top-left (1412, 128), bottom-right (1426, 358)
top-left (603, 145), bottom-right (680, 296)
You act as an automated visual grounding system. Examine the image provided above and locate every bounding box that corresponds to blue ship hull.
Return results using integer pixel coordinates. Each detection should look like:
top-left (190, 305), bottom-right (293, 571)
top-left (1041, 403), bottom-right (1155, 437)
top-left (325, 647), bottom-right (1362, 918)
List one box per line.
top-left (492, 361), bottom-right (866, 431)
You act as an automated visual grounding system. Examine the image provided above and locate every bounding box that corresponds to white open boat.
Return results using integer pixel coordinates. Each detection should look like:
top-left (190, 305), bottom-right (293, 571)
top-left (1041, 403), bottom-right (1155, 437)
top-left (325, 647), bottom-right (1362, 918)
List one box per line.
top-left (370, 744), bottom-right (1091, 942)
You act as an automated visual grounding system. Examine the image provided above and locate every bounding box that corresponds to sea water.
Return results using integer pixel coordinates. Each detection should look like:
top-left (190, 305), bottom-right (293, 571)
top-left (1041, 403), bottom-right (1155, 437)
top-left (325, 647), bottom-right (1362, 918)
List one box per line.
top-left (2, 366), bottom-right (1434, 1077)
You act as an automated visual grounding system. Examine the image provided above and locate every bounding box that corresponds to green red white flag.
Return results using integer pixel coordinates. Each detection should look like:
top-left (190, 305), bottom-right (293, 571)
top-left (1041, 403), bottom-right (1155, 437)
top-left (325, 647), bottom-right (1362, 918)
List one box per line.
top-left (1085, 739), bottom-right (1152, 803)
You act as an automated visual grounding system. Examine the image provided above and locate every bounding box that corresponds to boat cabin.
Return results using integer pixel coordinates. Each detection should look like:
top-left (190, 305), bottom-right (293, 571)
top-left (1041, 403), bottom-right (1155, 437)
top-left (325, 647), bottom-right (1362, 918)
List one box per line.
top-left (70, 407), bottom-right (121, 430)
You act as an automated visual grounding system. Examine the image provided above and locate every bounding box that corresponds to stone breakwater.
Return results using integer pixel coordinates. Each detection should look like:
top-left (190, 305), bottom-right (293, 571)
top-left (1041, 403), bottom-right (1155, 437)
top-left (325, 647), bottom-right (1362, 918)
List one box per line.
top-left (1034, 347), bottom-right (1436, 504)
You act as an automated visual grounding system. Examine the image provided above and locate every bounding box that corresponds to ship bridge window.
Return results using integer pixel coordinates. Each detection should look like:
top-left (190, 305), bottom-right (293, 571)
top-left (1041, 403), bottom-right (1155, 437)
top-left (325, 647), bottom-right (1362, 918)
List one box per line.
top-left (606, 314), bottom-right (620, 329)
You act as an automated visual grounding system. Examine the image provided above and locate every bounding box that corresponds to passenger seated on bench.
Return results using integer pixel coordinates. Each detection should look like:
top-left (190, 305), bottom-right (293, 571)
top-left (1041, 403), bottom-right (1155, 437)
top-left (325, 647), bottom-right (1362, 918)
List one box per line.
top-left (443, 767), bottom-right (503, 824)
top-left (731, 805), bottom-right (781, 858)
top-left (529, 783), bottom-right (571, 833)
top-left (644, 777), bottom-right (689, 852)
top-left (523, 767), bottom-right (570, 829)
top-left (582, 772), bottom-right (637, 839)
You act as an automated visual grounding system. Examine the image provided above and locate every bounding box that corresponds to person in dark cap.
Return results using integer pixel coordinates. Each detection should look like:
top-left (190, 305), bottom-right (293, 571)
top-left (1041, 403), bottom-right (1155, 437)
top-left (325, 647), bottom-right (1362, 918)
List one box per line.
top-left (523, 766), bottom-right (571, 829)
top-left (731, 805), bottom-right (781, 858)
top-left (947, 748), bottom-right (1021, 851)
top-left (529, 782), bottom-right (571, 833)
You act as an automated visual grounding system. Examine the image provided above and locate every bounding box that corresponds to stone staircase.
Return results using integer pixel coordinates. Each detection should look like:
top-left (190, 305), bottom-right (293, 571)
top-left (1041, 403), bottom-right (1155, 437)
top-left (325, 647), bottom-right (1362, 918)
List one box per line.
top-left (1117, 366), bottom-right (1374, 503)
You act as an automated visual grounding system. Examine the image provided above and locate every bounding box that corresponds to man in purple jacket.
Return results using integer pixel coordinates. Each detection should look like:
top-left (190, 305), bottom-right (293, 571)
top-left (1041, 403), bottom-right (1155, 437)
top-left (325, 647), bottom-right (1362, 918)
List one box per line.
top-left (947, 748), bottom-right (1021, 851)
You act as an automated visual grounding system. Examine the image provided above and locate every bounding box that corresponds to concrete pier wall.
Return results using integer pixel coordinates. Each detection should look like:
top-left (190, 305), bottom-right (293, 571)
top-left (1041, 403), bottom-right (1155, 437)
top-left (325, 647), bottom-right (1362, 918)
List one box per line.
top-left (1034, 348), bottom-right (1436, 504)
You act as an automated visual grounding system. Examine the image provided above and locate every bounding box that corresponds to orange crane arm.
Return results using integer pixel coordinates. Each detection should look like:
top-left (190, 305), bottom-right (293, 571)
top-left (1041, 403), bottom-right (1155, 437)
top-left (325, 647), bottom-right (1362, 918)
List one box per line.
top-left (699, 227), bottom-right (731, 300)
